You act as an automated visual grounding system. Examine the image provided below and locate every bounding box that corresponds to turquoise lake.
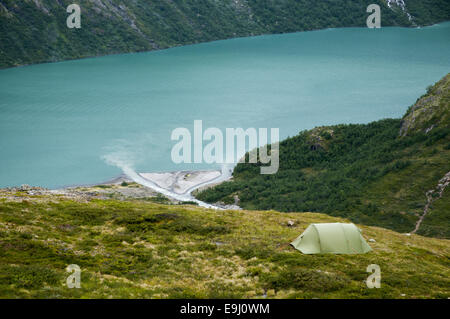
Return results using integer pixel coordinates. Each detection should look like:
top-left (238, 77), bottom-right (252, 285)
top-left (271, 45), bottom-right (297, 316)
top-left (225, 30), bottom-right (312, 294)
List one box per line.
top-left (0, 23), bottom-right (449, 188)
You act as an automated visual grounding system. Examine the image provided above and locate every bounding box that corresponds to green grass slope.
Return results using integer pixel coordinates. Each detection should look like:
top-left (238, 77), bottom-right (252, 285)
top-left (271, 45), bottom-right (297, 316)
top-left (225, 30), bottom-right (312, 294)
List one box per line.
top-left (196, 74), bottom-right (450, 238)
top-left (1, 0), bottom-right (449, 68)
top-left (0, 190), bottom-right (448, 298)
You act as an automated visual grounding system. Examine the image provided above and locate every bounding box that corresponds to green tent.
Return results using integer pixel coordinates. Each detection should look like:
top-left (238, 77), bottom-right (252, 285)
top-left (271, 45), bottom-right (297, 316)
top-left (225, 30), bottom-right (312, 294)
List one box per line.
top-left (290, 223), bottom-right (372, 254)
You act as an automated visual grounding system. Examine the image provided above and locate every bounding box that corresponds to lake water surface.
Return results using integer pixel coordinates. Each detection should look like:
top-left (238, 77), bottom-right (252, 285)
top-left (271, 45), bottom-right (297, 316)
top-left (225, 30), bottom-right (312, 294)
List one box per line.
top-left (1, 23), bottom-right (449, 188)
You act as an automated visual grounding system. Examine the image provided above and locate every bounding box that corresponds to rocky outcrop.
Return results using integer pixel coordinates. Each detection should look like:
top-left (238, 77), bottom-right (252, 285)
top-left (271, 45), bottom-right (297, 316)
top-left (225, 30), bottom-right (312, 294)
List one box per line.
top-left (307, 127), bottom-right (335, 151)
top-left (400, 74), bottom-right (450, 137)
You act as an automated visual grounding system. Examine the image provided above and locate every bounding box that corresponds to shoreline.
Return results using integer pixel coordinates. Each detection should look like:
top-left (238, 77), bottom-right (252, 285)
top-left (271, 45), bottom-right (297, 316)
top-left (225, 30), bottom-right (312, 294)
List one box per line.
top-left (2, 21), bottom-right (448, 71)
top-left (1, 168), bottom-right (234, 209)
top-left (99, 168), bottom-right (233, 197)
top-left (125, 167), bottom-right (233, 209)
top-left (51, 167), bottom-right (234, 209)
top-left (139, 169), bottom-right (231, 196)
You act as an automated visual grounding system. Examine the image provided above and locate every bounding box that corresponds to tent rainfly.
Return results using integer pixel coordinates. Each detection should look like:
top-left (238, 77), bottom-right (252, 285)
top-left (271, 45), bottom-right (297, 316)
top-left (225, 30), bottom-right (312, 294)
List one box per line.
top-left (290, 223), bottom-right (372, 254)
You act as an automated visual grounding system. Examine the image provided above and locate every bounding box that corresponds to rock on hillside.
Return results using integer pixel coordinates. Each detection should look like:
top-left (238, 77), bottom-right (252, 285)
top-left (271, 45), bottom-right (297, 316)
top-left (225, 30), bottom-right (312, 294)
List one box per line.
top-left (400, 74), bottom-right (450, 136)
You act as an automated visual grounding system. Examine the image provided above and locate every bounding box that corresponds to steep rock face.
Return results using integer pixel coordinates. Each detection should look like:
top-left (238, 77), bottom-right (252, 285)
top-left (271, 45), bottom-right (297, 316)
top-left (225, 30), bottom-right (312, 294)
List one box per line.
top-left (1, 0), bottom-right (449, 68)
top-left (400, 74), bottom-right (450, 137)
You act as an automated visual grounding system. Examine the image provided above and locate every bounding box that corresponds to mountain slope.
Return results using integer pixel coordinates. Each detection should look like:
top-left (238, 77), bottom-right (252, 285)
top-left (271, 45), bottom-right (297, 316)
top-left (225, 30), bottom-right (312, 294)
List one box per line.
top-left (0, 188), bottom-right (448, 298)
top-left (196, 73), bottom-right (450, 238)
top-left (1, 0), bottom-right (449, 68)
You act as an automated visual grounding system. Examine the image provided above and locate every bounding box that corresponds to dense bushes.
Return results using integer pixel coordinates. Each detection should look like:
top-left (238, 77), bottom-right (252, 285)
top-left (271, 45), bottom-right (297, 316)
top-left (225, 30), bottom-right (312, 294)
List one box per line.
top-left (116, 212), bottom-right (230, 236)
top-left (196, 117), bottom-right (450, 234)
top-left (0, 265), bottom-right (60, 289)
top-left (2, 0), bottom-right (450, 68)
top-left (261, 267), bottom-right (350, 292)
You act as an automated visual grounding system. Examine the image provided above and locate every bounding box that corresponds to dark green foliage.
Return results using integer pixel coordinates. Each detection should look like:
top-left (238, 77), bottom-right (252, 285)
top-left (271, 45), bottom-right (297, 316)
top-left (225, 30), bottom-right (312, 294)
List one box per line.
top-left (0, 195), bottom-right (448, 298)
top-left (179, 201), bottom-right (199, 206)
top-left (1, 0), bottom-right (449, 68)
top-left (406, 0), bottom-right (450, 26)
top-left (0, 264), bottom-right (60, 289)
top-left (417, 187), bottom-right (450, 238)
top-left (235, 245), bottom-right (272, 260)
top-left (261, 267), bottom-right (349, 292)
top-left (116, 211), bottom-right (230, 236)
top-left (196, 74), bottom-right (450, 238)
top-left (197, 118), bottom-right (450, 236)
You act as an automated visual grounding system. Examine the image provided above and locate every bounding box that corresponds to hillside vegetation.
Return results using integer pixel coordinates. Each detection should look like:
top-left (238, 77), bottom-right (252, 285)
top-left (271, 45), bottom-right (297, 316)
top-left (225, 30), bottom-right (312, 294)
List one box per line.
top-left (196, 74), bottom-right (450, 238)
top-left (1, 0), bottom-right (450, 68)
top-left (0, 189), bottom-right (448, 298)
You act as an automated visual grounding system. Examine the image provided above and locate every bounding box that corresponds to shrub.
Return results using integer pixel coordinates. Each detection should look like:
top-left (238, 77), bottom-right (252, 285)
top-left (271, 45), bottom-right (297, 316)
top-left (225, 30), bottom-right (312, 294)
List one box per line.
top-left (261, 267), bottom-right (349, 292)
top-left (0, 265), bottom-right (60, 289)
top-left (116, 213), bottom-right (229, 236)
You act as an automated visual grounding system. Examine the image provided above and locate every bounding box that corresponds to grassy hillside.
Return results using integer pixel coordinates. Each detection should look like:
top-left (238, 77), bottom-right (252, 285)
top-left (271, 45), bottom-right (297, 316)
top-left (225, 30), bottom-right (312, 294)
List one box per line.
top-left (1, 0), bottom-right (449, 68)
top-left (0, 188), bottom-right (448, 299)
top-left (196, 74), bottom-right (450, 238)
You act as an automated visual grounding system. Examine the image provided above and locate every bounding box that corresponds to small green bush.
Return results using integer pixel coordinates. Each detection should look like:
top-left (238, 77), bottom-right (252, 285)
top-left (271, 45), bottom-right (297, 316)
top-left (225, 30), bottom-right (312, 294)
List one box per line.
top-left (0, 265), bottom-right (60, 289)
top-left (261, 267), bottom-right (349, 292)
